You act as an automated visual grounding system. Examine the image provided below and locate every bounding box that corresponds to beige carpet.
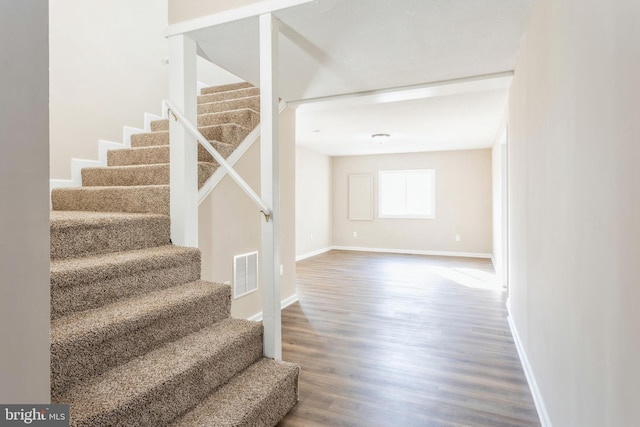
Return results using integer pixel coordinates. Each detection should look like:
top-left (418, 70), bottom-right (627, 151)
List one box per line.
top-left (50, 81), bottom-right (299, 426)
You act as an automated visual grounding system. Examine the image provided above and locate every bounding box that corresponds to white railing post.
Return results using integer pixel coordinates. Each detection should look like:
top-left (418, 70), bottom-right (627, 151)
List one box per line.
top-left (259, 13), bottom-right (282, 360)
top-left (168, 35), bottom-right (198, 247)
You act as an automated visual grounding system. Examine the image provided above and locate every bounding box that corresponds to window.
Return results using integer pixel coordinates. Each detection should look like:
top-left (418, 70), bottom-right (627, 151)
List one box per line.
top-left (378, 169), bottom-right (435, 219)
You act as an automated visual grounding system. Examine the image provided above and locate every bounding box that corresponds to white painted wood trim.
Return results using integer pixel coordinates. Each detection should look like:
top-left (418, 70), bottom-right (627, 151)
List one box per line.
top-left (296, 247), bottom-right (332, 261)
top-left (197, 101), bottom-right (287, 205)
top-left (248, 293), bottom-right (299, 322)
top-left (259, 12), bottom-right (282, 361)
top-left (165, 0), bottom-right (314, 37)
top-left (508, 313), bottom-right (552, 427)
top-left (197, 81), bottom-right (209, 95)
top-left (168, 34), bottom-right (199, 248)
top-left (331, 246), bottom-right (492, 259)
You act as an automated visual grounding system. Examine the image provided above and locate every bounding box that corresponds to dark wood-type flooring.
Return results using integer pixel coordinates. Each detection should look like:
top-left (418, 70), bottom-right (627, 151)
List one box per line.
top-left (277, 250), bottom-right (540, 427)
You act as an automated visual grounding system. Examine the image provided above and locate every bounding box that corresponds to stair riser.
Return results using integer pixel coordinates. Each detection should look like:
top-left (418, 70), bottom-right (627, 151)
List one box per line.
top-left (200, 81), bottom-right (253, 95)
top-left (51, 186), bottom-right (170, 216)
top-left (198, 97), bottom-right (260, 116)
top-left (69, 328), bottom-right (263, 427)
top-left (151, 109), bottom-right (260, 132)
top-left (81, 163), bottom-right (218, 189)
top-left (51, 252), bottom-right (201, 320)
top-left (198, 87), bottom-right (260, 104)
top-left (52, 286), bottom-right (232, 399)
top-left (50, 215), bottom-right (170, 260)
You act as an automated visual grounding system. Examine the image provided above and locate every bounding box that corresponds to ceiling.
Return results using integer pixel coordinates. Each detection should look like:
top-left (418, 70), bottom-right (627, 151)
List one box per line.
top-left (186, 0), bottom-right (535, 155)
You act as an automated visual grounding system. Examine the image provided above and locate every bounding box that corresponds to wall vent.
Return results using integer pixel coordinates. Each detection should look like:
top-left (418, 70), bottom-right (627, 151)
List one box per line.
top-left (233, 251), bottom-right (259, 299)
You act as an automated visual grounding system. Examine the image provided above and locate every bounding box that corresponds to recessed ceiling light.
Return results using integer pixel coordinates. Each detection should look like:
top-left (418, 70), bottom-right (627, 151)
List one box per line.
top-left (371, 133), bottom-right (390, 144)
top-left (312, 129), bottom-right (321, 133)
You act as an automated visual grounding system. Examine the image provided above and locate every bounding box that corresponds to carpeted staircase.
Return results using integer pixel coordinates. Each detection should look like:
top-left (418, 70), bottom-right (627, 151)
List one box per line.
top-left (49, 82), bottom-right (299, 426)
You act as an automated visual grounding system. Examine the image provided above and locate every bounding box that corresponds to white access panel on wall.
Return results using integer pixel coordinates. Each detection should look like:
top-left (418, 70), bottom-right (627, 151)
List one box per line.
top-left (348, 173), bottom-right (374, 220)
top-left (233, 251), bottom-right (259, 298)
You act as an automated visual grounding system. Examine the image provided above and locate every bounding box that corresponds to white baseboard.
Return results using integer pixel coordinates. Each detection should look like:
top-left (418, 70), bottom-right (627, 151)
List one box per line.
top-left (331, 246), bottom-right (492, 259)
top-left (296, 247), bottom-right (332, 261)
top-left (247, 293), bottom-right (299, 322)
top-left (507, 310), bottom-right (552, 427)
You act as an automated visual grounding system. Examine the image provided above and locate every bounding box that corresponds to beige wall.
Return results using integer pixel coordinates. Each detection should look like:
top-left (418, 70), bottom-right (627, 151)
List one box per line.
top-left (332, 150), bottom-right (493, 255)
top-left (507, 0), bottom-right (640, 425)
top-left (199, 108), bottom-right (296, 319)
top-left (169, 0), bottom-right (261, 24)
top-left (491, 121), bottom-right (508, 285)
top-left (49, 0), bottom-right (170, 179)
top-left (0, 0), bottom-right (50, 403)
top-left (295, 147), bottom-right (332, 258)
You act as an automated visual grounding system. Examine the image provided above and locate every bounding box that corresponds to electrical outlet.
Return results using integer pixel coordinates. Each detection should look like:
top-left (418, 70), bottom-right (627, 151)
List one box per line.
top-left (280, 264), bottom-right (284, 276)
top-left (310, 233), bottom-right (314, 241)
top-left (223, 280), bottom-right (230, 285)
top-left (455, 234), bottom-right (461, 242)
top-left (353, 231), bottom-right (358, 238)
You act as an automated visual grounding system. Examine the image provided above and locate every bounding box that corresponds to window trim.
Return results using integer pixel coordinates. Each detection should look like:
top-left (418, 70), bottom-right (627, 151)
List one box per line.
top-left (378, 169), bottom-right (436, 219)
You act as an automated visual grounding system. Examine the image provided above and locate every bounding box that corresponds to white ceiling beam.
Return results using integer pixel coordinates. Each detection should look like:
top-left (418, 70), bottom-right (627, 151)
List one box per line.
top-left (291, 71), bottom-right (514, 111)
top-left (165, 0), bottom-right (314, 38)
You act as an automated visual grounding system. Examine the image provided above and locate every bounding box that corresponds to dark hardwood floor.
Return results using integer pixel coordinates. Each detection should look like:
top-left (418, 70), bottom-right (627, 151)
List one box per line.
top-left (277, 250), bottom-right (540, 427)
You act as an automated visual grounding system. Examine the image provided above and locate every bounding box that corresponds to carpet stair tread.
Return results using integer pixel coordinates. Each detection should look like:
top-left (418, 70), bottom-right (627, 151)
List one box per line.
top-left (51, 245), bottom-right (201, 319)
top-left (171, 358), bottom-right (299, 427)
top-left (198, 96), bottom-right (260, 116)
top-left (51, 280), bottom-right (229, 347)
top-left (108, 145), bottom-right (223, 167)
top-left (50, 210), bottom-right (170, 259)
top-left (81, 162), bottom-right (218, 188)
top-left (198, 87), bottom-right (260, 104)
top-left (51, 185), bottom-right (170, 215)
top-left (200, 81), bottom-right (253, 95)
top-left (151, 108), bottom-right (260, 132)
top-left (55, 319), bottom-right (264, 427)
top-left (108, 145), bottom-right (170, 166)
top-left (131, 123), bottom-right (250, 148)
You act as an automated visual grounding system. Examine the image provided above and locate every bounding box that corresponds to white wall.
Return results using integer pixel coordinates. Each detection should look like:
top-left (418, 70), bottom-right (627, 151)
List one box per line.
top-left (332, 149), bottom-right (493, 256)
top-left (49, 0), bottom-right (170, 179)
top-left (169, 0), bottom-right (262, 24)
top-left (295, 147), bottom-right (332, 259)
top-left (197, 56), bottom-right (243, 87)
top-left (507, 0), bottom-right (640, 425)
top-left (199, 108), bottom-right (297, 319)
top-left (0, 0), bottom-right (50, 403)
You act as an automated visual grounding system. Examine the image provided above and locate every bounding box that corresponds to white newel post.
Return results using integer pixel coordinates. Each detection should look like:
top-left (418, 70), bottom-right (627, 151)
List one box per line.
top-left (259, 13), bottom-right (282, 360)
top-left (168, 35), bottom-right (198, 248)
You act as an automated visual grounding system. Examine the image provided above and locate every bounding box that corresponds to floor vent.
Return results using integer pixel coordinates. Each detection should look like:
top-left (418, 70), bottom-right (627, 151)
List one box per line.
top-left (233, 251), bottom-right (259, 298)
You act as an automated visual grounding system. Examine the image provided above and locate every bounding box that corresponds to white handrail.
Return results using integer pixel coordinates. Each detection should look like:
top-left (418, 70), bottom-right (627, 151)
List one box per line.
top-left (165, 100), bottom-right (272, 220)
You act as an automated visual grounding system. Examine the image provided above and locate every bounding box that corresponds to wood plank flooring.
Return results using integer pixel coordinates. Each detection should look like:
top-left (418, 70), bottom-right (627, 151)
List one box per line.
top-left (277, 250), bottom-right (540, 427)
